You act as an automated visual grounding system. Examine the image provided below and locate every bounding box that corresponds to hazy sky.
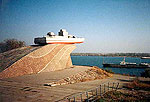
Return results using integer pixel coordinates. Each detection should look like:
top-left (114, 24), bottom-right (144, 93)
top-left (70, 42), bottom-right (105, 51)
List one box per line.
top-left (0, 0), bottom-right (150, 53)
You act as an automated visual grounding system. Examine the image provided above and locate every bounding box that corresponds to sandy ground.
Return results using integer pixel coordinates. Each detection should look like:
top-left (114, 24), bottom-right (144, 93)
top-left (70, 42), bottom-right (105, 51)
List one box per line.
top-left (0, 66), bottom-right (149, 102)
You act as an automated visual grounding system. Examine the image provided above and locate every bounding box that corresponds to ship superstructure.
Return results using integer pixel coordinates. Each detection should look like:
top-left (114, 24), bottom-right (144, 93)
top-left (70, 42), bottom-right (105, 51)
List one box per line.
top-left (34, 29), bottom-right (84, 44)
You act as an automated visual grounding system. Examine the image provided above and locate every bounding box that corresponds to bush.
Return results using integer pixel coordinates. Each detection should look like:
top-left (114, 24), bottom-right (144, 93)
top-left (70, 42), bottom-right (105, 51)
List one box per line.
top-left (104, 69), bottom-right (114, 74)
top-left (124, 78), bottom-right (150, 91)
top-left (141, 68), bottom-right (150, 78)
top-left (0, 39), bottom-right (26, 53)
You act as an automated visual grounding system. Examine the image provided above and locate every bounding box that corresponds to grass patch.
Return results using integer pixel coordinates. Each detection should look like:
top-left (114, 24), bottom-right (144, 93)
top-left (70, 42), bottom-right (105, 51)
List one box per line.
top-left (96, 78), bottom-right (150, 102)
top-left (96, 91), bottom-right (150, 102)
top-left (124, 78), bottom-right (150, 91)
top-left (141, 68), bottom-right (150, 78)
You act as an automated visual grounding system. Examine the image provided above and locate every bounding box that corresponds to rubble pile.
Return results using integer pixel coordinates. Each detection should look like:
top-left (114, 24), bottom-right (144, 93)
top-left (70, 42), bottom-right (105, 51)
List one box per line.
top-left (45, 66), bottom-right (112, 86)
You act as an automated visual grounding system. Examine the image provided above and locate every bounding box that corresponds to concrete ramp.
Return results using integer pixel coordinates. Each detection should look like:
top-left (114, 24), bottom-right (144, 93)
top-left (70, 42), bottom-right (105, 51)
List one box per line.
top-left (0, 44), bottom-right (76, 79)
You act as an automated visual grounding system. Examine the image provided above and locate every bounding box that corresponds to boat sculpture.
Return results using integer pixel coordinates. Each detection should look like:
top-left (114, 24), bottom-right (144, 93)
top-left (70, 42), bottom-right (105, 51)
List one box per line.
top-left (34, 29), bottom-right (85, 44)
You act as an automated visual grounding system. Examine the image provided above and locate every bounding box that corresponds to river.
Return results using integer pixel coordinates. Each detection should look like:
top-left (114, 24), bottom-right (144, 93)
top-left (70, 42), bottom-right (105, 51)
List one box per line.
top-left (71, 56), bottom-right (150, 76)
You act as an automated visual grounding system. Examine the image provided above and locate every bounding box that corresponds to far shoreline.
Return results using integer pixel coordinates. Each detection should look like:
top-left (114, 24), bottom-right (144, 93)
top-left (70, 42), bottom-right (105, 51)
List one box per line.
top-left (71, 53), bottom-right (150, 58)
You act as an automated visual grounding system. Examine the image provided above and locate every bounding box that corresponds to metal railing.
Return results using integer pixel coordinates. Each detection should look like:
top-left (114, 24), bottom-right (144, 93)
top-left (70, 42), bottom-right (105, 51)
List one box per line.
top-left (58, 82), bottom-right (120, 102)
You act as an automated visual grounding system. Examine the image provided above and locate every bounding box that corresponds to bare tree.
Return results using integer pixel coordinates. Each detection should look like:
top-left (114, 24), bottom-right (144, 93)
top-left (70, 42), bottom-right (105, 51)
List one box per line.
top-left (0, 39), bottom-right (26, 53)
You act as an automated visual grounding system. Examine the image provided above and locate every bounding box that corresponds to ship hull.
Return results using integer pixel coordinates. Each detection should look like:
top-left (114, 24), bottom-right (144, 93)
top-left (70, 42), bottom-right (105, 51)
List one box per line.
top-left (103, 63), bottom-right (150, 68)
top-left (47, 42), bottom-right (83, 44)
top-left (34, 37), bottom-right (84, 44)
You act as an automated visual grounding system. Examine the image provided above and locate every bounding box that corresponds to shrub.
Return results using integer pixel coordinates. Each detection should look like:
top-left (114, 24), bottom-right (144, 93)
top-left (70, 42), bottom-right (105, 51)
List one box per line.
top-left (124, 78), bottom-right (150, 91)
top-left (141, 68), bottom-right (150, 78)
top-left (0, 39), bottom-right (26, 53)
top-left (104, 69), bottom-right (114, 74)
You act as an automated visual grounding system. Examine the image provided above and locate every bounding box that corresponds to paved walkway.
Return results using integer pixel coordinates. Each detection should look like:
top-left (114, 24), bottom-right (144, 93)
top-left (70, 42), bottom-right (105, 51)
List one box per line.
top-left (0, 66), bottom-right (139, 102)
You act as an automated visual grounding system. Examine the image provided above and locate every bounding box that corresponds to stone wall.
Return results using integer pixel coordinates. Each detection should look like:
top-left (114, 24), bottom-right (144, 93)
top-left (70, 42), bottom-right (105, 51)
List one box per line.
top-left (0, 44), bottom-right (76, 79)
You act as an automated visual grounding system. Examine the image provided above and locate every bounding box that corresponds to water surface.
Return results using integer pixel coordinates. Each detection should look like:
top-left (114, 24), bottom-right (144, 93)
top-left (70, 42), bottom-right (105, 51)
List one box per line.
top-left (71, 56), bottom-right (150, 76)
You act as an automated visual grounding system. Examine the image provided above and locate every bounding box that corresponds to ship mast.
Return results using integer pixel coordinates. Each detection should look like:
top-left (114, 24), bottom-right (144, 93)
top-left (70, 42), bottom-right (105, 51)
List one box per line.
top-left (123, 56), bottom-right (126, 64)
top-left (103, 56), bottom-right (105, 64)
top-left (124, 56), bottom-right (125, 62)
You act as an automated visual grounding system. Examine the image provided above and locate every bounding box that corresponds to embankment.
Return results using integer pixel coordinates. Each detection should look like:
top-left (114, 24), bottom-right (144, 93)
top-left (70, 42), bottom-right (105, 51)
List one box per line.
top-left (0, 44), bottom-right (76, 79)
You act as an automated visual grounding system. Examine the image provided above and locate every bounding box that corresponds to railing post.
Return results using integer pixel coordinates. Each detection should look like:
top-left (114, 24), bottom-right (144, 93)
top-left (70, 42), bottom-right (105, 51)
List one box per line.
top-left (92, 90), bottom-right (94, 97)
top-left (104, 84), bottom-right (105, 93)
top-left (115, 83), bottom-right (119, 91)
top-left (96, 88), bottom-right (98, 96)
top-left (67, 97), bottom-right (70, 102)
top-left (73, 96), bottom-right (75, 102)
top-left (108, 82), bottom-right (109, 91)
top-left (112, 83), bottom-right (114, 90)
top-left (100, 85), bottom-right (102, 96)
top-left (86, 91), bottom-right (89, 102)
top-left (80, 93), bottom-right (83, 102)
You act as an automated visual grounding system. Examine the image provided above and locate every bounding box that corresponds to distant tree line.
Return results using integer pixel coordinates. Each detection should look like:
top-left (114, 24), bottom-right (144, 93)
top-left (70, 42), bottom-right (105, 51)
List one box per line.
top-left (71, 53), bottom-right (150, 57)
top-left (0, 39), bottom-right (26, 53)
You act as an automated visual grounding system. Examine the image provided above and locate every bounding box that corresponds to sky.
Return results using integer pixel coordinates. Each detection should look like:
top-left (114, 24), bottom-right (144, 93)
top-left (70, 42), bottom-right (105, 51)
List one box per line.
top-left (0, 0), bottom-right (150, 53)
